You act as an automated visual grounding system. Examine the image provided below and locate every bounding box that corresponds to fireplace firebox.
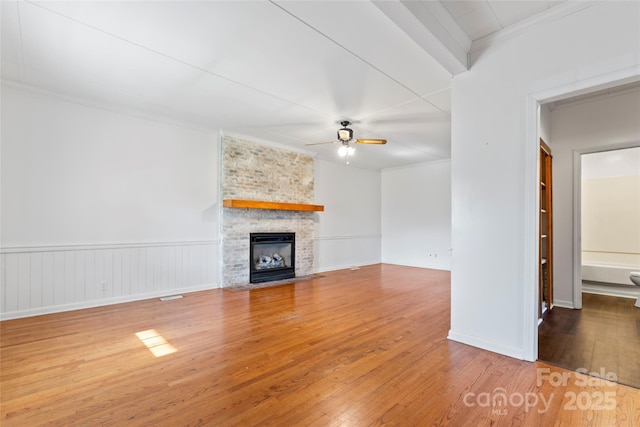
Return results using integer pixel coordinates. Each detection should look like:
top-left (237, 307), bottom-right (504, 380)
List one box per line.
top-left (250, 232), bottom-right (295, 283)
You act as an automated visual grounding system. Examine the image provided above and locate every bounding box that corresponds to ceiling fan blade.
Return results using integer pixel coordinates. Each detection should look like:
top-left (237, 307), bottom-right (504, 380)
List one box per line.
top-left (356, 139), bottom-right (387, 145)
top-left (305, 141), bottom-right (337, 146)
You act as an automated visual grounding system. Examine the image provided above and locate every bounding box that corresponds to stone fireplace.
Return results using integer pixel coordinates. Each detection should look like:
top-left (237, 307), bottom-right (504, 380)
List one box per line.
top-left (220, 135), bottom-right (317, 286)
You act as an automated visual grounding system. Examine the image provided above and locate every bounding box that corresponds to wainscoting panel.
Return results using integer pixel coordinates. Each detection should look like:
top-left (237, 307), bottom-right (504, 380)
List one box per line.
top-left (314, 235), bottom-right (382, 273)
top-left (0, 241), bottom-right (219, 320)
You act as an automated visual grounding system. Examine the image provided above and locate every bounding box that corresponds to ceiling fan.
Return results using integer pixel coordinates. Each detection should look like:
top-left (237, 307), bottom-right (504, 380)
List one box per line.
top-left (307, 120), bottom-right (387, 146)
top-left (306, 121), bottom-right (386, 163)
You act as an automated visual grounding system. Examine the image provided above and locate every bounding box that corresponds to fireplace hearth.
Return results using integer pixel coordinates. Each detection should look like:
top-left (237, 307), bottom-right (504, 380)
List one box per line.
top-left (250, 232), bottom-right (295, 283)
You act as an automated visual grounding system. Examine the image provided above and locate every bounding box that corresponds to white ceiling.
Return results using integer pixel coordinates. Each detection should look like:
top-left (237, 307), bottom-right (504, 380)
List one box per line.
top-left (441, 0), bottom-right (565, 40)
top-left (1, 0), bottom-right (570, 170)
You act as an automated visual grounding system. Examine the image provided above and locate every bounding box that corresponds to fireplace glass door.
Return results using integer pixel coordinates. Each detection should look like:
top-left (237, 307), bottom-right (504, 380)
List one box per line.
top-left (250, 233), bottom-right (295, 283)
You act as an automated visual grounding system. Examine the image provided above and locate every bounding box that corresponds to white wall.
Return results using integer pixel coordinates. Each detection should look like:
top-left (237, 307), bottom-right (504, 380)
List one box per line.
top-left (582, 175), bottom-right (640, 266)
top-left (551, 92), bottom-right (640, 305)
top-left (450, 1), bottom-right (639, 359)
top-left (1, 85), bottom-right (219, 319)
top-left (313, 159), bottom-right (381, 272)
top-left (381, 160), bottom-right (451, 270)
top-left (582, 147), bottom-right (640, 267)
top-left (539, 105), bottom-right (552, 146)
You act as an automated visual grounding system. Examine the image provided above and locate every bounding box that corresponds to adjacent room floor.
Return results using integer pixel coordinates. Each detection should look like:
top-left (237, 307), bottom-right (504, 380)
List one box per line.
top-left (538, 292), bottom-right (640, 389)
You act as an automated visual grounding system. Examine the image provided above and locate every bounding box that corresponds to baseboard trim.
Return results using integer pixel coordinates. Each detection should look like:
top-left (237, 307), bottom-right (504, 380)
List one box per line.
top-left (552, 299), bottom-right (575, 309)
top-left (582, 283), bottom-right (638, 299)
top-left (314, 262), bottom-right (380, 274)
top-left (447, 329), bottom-right (525, 361)
top-left (0, 283), bottom-right (219, 321)
top-left (382, 261), bottom-right (451, 272)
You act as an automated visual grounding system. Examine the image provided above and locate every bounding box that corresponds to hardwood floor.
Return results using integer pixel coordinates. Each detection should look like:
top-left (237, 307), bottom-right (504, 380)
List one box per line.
top-left (2, 264), bottom-right (639, 426)
top-left (539, 292), bottom-right (640, 389)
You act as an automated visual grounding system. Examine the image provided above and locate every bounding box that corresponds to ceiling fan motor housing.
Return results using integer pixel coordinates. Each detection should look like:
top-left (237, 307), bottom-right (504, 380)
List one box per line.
top-left (337, 121), bottom-right (353, 142)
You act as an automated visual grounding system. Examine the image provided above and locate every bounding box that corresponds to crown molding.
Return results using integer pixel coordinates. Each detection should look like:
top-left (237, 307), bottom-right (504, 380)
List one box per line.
top-left (470, 1), bottom-right (598, 61)
top-left (1, 79), bottom-right (218, 134)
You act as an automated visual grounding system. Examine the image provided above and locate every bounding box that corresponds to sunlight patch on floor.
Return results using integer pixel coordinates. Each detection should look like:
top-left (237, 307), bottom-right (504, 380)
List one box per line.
top-left (135, 329), bottom-right (177, 357)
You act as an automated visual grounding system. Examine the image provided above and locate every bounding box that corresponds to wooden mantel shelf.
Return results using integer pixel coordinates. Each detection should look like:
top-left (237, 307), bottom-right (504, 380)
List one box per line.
top-left (223, 199), bottom-right (324, 212)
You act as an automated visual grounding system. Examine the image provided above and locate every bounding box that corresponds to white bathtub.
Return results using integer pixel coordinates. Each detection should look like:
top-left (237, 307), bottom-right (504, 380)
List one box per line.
top-left (582, 262), bottom-right (637, 286)
top-left (582, 263), bottom-right (639, 299)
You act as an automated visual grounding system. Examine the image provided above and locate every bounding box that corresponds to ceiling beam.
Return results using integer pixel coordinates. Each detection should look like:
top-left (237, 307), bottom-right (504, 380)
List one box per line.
top-left (373, 0), bottom-right (470, 76)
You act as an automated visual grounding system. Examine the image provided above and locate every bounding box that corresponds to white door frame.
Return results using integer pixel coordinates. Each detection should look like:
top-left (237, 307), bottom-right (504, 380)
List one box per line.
top-left (523, 67), bottom-right (640, 362)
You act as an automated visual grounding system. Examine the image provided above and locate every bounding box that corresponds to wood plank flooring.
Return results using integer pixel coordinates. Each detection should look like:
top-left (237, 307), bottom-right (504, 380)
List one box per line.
top-left (2, 264), bottom-right (639, 426)
top-left (539, 292), bottom-right (640, 389)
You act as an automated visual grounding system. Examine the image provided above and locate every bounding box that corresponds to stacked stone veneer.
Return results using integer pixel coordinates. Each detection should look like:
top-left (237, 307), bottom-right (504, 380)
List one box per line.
top-left (221, 136), bottom-right (315, 286)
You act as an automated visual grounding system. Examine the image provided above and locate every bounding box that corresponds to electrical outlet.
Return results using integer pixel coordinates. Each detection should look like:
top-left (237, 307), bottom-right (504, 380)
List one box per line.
top-left (101, 281), bottom-right (108, 292)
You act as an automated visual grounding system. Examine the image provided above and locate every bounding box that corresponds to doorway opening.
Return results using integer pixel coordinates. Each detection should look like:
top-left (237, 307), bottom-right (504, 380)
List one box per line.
top-left (580, 147), bottom-right (640, 300)
top-left (527, 76), bottom-right (640, 363)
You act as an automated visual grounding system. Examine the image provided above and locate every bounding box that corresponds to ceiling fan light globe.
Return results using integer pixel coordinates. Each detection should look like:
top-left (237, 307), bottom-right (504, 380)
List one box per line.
top-left (347, 146), bottom-right (355, 155)
top-left (338, 145), bottom-right (348, 157)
